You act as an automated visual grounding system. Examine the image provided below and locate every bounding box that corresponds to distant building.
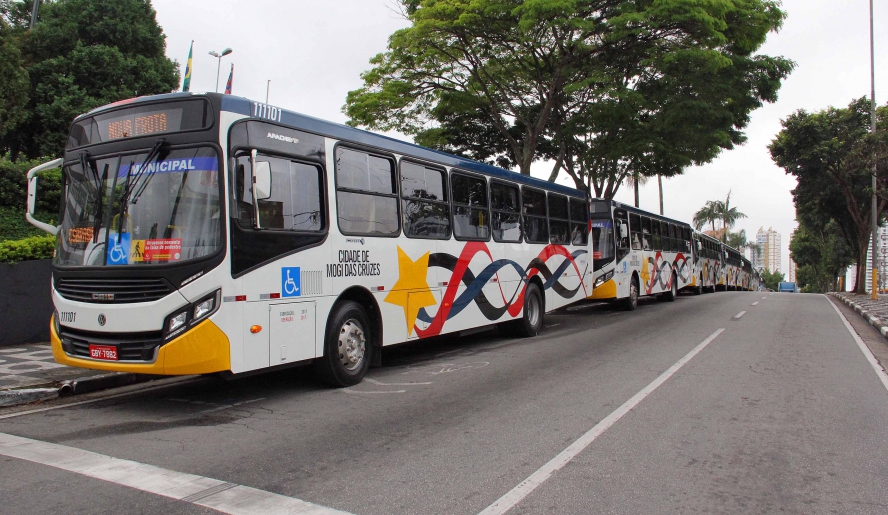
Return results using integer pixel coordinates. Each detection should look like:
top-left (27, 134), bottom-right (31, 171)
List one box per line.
top-left (788, 257), bottom-right (796, 283)
top-left (755, 227), bottom-right (781, 272)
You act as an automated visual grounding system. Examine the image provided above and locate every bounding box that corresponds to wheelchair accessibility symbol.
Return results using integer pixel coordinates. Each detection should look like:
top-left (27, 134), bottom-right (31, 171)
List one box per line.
top-left (281, 267), bottom-right (301, 297)
top-left (107, 232), bottom-right (130, 266)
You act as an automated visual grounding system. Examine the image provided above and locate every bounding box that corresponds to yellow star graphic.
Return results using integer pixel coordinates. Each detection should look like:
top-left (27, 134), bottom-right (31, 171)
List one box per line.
top-left (384, 247), bottom-right (437, 336)
top-left (640, 255), bottom-right (651, 289)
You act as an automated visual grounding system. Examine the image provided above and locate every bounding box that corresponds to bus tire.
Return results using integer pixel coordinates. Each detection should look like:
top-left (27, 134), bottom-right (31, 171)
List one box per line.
top-left (314, 301), bottom-right (371, 387)
top-left (661, 274), bottom-right (677, 302)
top-left (514, 282), bottom-right (544, 337)
top-left (694, 286), bottom-right (703, 295)
top-left (623, 276), bottom-right (639, 311)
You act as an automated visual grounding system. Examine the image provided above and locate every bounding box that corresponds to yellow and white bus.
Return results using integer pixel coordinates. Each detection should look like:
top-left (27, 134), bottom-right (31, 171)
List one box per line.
top-left (691, 230), bottom-right (723, 294)
top-left (588, 199), bottom-right (693, 310)
top-left (27, 92), bottom-right (592, 386)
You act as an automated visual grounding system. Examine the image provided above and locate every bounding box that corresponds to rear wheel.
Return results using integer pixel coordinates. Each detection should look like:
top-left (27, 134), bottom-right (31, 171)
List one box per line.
top-left (623, 276), bottom-right (639, 311)
top-left (661, 274), bottom-right (677, 302)
top-left (314, 301), bottom-right (371, 387)
top-left (513, 282), bottom-right (544, 337)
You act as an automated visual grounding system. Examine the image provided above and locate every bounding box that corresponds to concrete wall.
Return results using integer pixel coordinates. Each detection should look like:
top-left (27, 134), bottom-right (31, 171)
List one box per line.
top-left (0, 259), bottom-right (52, 346)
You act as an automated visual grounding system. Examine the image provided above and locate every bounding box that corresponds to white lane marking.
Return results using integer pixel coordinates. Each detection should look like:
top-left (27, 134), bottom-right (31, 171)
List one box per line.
top-left (733, 311), bottom-right (747, 320)
top-left (0, 376), bottom-right (200, 421)
top-left (340, 389), bottom-right (406, 395)
top-left (0, 432), bottom-right (353, 515)
top-left (751, 302), bottom-right (759, 306)
top-left (365, 378), bottom-right (432, 386)
top-left (478, 328), bottom-right (726, 515)
top-left (762, 297), bottom-right (768, 300)
top-left (826, 297), bottom-right (888, 392)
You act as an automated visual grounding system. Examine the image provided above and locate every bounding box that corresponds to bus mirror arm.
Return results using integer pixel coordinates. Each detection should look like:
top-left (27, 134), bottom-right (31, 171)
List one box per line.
top-left (26, 157), bottom-right (64, 236)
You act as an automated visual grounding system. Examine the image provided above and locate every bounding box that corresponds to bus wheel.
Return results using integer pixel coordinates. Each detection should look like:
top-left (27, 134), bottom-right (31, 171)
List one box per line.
top-left (694, 286), bottom-right (703, 295)
top-left (314, 301), bottom-right (371, 387)
top-left (661, 274), bottom-right (677, 302)
top-left (514, 282), bottom-right (544, 337)
top-left (623, 277), bottom-right (639, 311)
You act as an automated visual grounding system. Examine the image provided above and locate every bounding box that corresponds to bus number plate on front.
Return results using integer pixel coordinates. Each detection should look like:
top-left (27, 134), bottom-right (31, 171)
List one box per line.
top-left (89, 345), bottom-right (118, 361)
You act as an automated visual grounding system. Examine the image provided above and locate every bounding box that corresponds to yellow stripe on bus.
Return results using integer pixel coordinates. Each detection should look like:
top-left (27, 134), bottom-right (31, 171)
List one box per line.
top-left (589, 278), bottom-right (617, 300)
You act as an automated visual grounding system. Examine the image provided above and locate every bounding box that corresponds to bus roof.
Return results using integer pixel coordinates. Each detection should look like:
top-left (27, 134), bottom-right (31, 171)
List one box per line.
top-left (593, 198), bottom-right (692, 227)
top-left (80, 92), bottom-right (585, 199)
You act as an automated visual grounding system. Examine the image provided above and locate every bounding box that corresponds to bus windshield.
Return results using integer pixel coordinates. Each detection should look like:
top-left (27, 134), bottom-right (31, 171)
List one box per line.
top-left (55, 146), bottom-right (222, 267)
top-left (591, 219), bottom-right (615, 263)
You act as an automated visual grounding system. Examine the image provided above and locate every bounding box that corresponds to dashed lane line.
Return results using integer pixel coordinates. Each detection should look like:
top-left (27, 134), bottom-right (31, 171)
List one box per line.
top-left (826, 296), bottom-right (888, 393)
top-left (733, 311), bottom-right (747, 320)
top-left (751, 302), bottom-right (759, 306)
top-left (0, 431), bottom-right (354, 515)
top-left (477, 328), bottom-right (726, 515)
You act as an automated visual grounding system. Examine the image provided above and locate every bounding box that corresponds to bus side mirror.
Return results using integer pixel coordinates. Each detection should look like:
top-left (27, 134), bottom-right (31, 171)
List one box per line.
top-left (696, 241), bottom-right (702, 251)
top-left (253, 161), bottom-right (272, 200)
top-left (619, 224), bottom-right (628, 239)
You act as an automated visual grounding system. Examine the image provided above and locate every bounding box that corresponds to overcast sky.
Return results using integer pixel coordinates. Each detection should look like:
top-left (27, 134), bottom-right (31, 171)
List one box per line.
top-left (153, 0), bottom-right (886, 274)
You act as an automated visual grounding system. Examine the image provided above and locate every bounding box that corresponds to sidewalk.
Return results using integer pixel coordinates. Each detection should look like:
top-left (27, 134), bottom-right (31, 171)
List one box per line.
top-left (0, 342), bottom-right (148, 407)
top-left (831, 292), bottom-right (888, 339)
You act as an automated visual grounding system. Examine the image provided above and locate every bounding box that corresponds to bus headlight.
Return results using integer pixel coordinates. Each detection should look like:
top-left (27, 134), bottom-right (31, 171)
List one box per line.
top-left (168, 311), bottom-right (188, 333)
top-left (193, 290), bottom-right (221, 322)
top-left (594, 271), bottom-right (614, 288)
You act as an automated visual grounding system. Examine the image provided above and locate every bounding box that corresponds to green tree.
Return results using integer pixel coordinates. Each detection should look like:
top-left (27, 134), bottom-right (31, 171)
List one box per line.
top-left (716, 190), bottom-right (746, 241)
top-left (0, 16), bottom-right (28, 140)
top-left (760, 269), bottom-right (784, 291)
top-left (1, 0), bottom-right (179, 160)
top-left (693, 200), bottom-right (721, 232)
top-left (345, 0), bottom-right (793, 187)
top-left (769, 98), bottom-right (888, 293)
top-left (789, 221), bottom-right (853, 293)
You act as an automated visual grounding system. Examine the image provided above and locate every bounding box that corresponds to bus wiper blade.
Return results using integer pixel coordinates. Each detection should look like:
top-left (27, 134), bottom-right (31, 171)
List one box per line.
top-left (114, 139), bottom-right (166, 242)
top-left (79, 151), bottom-right (101, 195)
top-left (130, 140), bottom-right (168, 205)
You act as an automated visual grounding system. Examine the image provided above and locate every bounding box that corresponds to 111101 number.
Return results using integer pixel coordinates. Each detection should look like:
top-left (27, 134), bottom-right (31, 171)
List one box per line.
top-left (252, 102), bottom-right (282, 122)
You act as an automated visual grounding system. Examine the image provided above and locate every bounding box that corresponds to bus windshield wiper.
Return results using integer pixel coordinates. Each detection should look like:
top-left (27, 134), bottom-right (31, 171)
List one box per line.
top-left (114, 139), bottom-right (166, 241)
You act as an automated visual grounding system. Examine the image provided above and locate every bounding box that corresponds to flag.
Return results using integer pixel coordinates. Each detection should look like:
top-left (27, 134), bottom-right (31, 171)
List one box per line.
top-left (224, 64), bottom-right (234, 95)
top-left (182, 41), bottom-right (193, 92)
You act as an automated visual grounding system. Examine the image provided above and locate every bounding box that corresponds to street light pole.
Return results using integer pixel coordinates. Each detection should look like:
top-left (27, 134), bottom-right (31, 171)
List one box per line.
top-left (208, 48), bottom-right (233, 93)
top-left (870, 0), bottom-right (878, 299)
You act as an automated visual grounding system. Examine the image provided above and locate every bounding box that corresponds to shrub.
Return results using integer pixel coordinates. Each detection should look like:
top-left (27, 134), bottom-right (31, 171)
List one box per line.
top-left (0, 207), bottom-right (56, 241)
top-left (0, 234), bottom-right (55, 263)
top-left (0, 156), bottom-right (62, 212)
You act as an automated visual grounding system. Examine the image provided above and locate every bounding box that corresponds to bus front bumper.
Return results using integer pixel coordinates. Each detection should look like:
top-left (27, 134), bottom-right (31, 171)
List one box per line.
top-left (589, 278), bottom-right (617, 300)
top-left (51, 316), bottom-right (231, 375)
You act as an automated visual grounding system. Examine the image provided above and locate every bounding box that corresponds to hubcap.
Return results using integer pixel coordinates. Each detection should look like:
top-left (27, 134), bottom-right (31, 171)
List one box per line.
top-left (337, 319), bottom-right (365, 371)
top-left (527, 293), bottom-right (540, 327)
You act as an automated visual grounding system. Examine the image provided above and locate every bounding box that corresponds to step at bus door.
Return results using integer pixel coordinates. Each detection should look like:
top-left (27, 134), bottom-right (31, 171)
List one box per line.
top-left (269, 301), bottom-right (316, 364)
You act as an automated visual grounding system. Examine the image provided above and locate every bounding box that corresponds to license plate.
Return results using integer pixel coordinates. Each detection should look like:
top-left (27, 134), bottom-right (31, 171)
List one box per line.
top-left (89, 345), bottom-right (118, 361)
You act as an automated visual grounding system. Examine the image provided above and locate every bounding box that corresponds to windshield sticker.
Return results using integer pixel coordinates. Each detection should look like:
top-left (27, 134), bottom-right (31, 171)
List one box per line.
top-left (117, 157), bottom-right (217, 177)
top-left (136, 238), bottom-right (182, 262)
top-left (107, 232), bottom-right (131, 265)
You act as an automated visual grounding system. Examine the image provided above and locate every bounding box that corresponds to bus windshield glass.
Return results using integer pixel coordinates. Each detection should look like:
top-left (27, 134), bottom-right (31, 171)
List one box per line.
top-left (591, 219), bottom-right (615, 263)
top-left (55, 147), bottom-right (222, 267)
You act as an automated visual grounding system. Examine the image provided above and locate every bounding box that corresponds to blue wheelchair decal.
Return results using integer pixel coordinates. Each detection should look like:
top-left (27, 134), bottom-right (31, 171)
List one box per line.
top-left (107, 233), bottom-right (130, 266)
top-left (281, 267), bottom-right (301, 297)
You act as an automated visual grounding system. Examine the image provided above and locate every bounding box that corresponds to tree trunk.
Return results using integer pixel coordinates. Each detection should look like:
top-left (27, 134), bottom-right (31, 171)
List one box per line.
top-left (633, 171), bottom-right (640, 208)
top-left (658, 174), bottom-right (664, 215)
top-left (855, 245), bottom-right (870, 294)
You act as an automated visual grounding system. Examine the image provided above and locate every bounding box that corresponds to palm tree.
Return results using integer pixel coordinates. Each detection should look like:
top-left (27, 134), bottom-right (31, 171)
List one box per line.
top-left (716, 190), bottom-right (747, 242)
top-left (693, 200), bottom-right (721, 232)
top-left (625, 171), bottom-right (648, 208)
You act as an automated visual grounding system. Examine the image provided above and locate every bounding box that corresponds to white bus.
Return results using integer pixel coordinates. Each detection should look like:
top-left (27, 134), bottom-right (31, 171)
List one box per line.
top-left (26, 93), bottom-right (593, 386)
top-left (691, 230), bottom-right (723, 294)
top-left (723, 245), bottom-right (745, 291)
top-left (587, 199), bottom-right (694, 309)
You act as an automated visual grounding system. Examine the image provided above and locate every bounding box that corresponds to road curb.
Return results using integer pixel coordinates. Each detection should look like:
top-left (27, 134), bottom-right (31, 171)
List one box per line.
top-left (0, 372), bottom-right (159, 408)
top-left (829, 293), bottom-right (888, 339)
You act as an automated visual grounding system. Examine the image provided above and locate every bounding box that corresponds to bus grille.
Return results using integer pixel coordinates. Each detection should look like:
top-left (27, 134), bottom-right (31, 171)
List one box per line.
top-left (56, 278), bottom-right (174, 303)
top-left (59, 326), bottom-right (164, 361)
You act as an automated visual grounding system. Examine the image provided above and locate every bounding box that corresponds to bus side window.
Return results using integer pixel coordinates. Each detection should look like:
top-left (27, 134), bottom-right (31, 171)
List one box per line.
top-left (651, 219), bottom-right (661, 251)
top-left (548, 193), bottom-right (570, 244)
top-left (641, 217), bottom-right (652, 251)
top-left (254, 155), bottom-right (324, 232)
top-left (491, 181), bottom-right (521, 242)
top-left (335, 147), bottom-right (399, 236)
top-left (451, 171), bottom-right (490, 240)
top-left (569, 198), bottom-right (588, 245)
top-left (400, 160), bottom-right (451, 240)
top-left (629, 213), bottom-right (642, 250)
top-left (522, 187), bottom-right (548, 244)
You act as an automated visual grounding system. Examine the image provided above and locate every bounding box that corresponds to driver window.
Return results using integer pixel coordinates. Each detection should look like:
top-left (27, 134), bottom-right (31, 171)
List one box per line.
top-left (234, 153), bottom-right (323, 232)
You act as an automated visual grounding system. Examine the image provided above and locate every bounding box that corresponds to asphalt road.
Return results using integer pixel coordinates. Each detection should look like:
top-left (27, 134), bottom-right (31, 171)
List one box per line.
top-left (2, 291), bottom-right (887, 515)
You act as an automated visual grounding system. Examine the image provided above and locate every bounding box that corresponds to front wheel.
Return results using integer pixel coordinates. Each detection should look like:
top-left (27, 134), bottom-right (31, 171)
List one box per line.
top-left (623, 277), bottom-right (639, 311)
top-left (314, 301), bottom-right (371, 387)
top-left (513, 282), bottom-right (544, 337)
